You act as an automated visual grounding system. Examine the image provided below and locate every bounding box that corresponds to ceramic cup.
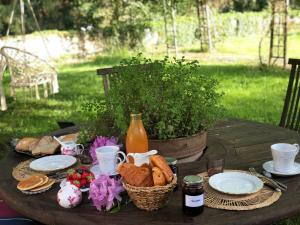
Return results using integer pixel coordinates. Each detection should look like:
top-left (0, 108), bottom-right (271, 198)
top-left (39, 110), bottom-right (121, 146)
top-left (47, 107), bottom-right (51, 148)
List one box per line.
top-left (61, 141), bottom-right (84, 156)
top-left (96, 146), bottom-right (126, 176)
top-left (271, 143), bottom-right (299, 173)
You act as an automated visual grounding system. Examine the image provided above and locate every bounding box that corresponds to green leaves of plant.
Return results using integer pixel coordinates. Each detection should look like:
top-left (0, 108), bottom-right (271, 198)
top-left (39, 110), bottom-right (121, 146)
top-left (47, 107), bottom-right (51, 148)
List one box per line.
top-left (106, 54), bottom-right (223, 140)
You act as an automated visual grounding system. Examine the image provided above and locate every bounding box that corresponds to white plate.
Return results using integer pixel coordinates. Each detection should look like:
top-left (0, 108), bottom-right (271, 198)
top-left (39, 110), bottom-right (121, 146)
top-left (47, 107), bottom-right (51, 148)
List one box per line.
top-left (30, 155), bottom-right (77, 172)
top-left (90, 164), bottom-right (118, 178)
top-left (209, 171), bottom-right (264, 195)
top-left (263, 161), bottom-right (300, 176)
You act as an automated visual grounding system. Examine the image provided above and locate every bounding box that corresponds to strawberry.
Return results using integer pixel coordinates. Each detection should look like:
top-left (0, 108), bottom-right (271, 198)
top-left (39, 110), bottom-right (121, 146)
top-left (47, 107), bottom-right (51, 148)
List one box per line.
top-left (80, 179), bottom-right (87, 187)
top-left (67, 169), bottom-right (76, 175)
top-left (67, 175), bottom-right (72, 181)
top-left (72, 172), bottom-right (81, 180)
top-left (81, 172), bottom-right (88, 179)
top-left (86, 174), bottom-right (94, 182)
top-left (72, 173), bottom-right (79, 180)
top-left (72, 180), bottom-right (80, 188)
top-left (80, 166), bottom-right (88, 171)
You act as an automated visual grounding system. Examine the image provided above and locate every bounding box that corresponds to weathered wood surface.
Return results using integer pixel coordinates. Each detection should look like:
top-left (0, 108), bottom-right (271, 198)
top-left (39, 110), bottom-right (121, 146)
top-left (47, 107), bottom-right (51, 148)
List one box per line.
top-left (0, 119), bottom-right (300, 225)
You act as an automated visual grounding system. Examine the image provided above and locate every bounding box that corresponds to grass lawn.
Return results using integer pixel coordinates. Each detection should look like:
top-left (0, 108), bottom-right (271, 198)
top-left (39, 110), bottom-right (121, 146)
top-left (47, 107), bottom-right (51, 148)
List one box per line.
top-left (0, 35), bottom-right (298, 225)
top-left (0, 54), bottom-right (289, 139)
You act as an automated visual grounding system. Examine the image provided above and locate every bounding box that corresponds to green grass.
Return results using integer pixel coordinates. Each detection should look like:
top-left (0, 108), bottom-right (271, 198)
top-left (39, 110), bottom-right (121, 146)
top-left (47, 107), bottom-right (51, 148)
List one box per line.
top-left (0, 53), bottom-right (290, 138)
top-left (0, 54), bottom-right (126, 139)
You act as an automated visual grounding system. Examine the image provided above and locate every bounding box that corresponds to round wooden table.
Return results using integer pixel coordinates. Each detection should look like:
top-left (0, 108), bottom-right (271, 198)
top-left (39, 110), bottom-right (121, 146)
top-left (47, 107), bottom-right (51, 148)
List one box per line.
top-left (0, 119), bottom-right (299, 225)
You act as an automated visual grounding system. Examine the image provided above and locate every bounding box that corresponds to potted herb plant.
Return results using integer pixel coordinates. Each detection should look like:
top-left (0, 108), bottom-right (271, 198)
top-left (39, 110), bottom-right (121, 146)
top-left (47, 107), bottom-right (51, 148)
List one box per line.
top-left (82, 54), bottom-right (221, 162)
top-left (100, 54), bottom-right (223, 163)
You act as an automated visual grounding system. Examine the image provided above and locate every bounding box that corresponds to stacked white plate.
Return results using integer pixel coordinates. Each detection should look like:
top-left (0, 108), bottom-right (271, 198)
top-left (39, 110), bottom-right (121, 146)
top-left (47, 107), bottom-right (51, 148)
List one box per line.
top-left (208, 171), bottom-right (264, 195)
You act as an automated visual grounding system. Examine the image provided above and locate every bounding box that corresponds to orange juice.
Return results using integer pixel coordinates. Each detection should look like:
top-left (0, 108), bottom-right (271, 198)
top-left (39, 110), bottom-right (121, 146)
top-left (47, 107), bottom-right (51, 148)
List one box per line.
top-left (126, 113), bottom-right (148, 154)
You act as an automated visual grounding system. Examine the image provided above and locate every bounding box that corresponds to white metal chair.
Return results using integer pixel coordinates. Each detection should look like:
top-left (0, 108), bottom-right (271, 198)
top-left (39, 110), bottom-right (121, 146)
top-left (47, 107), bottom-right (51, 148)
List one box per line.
top-left (0, 46), bottom-right (59, 101)
top-left (0, 54), bottom-right (7, 111)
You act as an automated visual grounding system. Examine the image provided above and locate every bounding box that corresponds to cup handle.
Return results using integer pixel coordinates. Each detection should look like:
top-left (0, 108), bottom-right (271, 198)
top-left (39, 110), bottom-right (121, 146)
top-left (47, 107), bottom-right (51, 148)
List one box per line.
top-left (117, 156), bottom-right (123, 164)
top-left (76, 144), bottom-right (85, 154)
top-left (117, 151), bottom-right (127, 164)
top-left (293, 143), bottom-right (299, 156)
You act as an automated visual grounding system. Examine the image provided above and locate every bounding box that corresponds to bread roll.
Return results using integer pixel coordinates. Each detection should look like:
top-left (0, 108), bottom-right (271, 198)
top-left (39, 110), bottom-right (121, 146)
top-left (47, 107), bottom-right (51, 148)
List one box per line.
top-left (16, 138), bottom-right (40, 152)
top-left (61, 133), bottom-right (78, 142)
top-left (118, 163), bottom-right (154, 187)
top-left (150, 155), bottom-right (173, 183)
top-left (152, 167), bottom-right (166, 186)
top-left (32, 136), bottom-right (60, 155)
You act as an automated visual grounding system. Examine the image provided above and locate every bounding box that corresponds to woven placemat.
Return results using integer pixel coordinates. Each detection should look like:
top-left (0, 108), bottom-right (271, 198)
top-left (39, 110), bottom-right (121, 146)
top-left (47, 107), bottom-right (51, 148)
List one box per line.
top-left (12, 159), bottom-right (43, 181)
top-left (199, 171), bottom-right (282, 211)
top-left (12, 159), bottom-right (83, 182)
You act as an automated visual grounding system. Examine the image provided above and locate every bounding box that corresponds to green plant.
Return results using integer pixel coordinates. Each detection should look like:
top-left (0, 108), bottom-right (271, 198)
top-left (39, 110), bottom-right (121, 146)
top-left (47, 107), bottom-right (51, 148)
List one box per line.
top-left (106, 54), bottom-right (223, 140)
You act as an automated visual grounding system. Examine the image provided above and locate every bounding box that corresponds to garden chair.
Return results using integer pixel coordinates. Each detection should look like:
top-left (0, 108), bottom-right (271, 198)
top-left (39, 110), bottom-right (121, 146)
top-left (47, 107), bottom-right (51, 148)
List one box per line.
top-left (97, 63), bottom-right (161, 96)
top-left (0, 54), bottom-right (7, 111)
top-left (279, 58), bottom-right (300, 132)
top-left (0, 47), bottom-right (59, 100)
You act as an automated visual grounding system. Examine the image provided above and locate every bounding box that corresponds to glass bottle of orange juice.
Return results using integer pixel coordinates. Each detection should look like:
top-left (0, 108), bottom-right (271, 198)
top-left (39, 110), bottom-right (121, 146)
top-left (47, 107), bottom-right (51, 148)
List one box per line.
top-left (126, 113), bottom-right (148, 154)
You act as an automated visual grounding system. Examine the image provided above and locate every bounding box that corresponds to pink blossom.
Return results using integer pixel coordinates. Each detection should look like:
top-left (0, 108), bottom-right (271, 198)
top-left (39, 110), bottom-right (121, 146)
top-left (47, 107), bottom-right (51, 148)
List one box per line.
top-left (88, 175), bottom-right (124, 212)
top-left (89, 136), bottom-right (120, 165)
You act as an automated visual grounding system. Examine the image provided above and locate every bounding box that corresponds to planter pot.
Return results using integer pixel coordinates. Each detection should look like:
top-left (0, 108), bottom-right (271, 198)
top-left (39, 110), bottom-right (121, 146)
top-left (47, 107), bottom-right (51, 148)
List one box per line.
top-left (149, 131), bottom-right (207, 164)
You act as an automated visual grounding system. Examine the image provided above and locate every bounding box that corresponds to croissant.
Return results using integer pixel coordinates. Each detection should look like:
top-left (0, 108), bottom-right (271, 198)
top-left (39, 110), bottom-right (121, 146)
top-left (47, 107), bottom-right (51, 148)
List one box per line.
top-left (152, 167), bottom-right (166, 186)
top-left (150, 155), bottom-right (173, 183)
top-left (118, 163), bottom-right (154, 187)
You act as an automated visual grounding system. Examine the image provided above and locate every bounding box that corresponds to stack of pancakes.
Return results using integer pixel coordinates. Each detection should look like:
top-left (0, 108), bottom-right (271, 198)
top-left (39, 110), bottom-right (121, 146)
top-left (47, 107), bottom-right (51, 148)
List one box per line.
top-left (17, 174), bottom-right (55, 194)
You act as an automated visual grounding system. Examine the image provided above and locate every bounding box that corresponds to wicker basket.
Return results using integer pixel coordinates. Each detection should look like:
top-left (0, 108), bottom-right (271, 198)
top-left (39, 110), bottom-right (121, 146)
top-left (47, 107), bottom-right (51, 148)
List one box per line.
top-left (123, 177), bottom-right (177, 211)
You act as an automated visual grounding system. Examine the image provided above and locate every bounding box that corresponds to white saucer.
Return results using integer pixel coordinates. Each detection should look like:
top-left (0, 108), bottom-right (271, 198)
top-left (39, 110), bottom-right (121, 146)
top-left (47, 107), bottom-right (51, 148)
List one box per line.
top-left (90, 165), bottom-right (118, 178)
top-left (263, 161), bottom-right (300, 176)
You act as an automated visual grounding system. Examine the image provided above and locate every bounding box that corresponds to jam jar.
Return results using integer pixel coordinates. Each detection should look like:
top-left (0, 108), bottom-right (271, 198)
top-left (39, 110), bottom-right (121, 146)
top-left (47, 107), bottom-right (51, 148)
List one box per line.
top-left (182, 175), bottom-right (204, 216)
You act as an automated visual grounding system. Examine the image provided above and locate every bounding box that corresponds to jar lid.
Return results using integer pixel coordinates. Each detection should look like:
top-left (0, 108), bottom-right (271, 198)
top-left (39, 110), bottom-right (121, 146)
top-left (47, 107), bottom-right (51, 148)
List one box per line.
top-left (183, 175), bottom-right (203, 185)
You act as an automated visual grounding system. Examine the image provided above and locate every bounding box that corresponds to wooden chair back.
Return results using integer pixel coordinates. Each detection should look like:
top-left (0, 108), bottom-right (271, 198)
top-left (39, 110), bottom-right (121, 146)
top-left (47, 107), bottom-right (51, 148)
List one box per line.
top-left (279, 58), bottom-right (300, 132)
top-left (97, 63), bottom-right (160, 96)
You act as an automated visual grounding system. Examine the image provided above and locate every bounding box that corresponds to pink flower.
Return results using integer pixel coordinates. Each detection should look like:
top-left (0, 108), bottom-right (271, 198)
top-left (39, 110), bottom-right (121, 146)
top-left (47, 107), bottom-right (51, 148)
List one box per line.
top-left (89, 136), bottom-right (120, 165)
top-left (88, 175), bottom-right (124, 212)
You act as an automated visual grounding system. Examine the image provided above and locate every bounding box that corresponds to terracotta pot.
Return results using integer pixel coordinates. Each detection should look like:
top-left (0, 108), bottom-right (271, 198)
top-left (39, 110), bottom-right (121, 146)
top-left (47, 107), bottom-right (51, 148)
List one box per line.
top-left (149, 131), bottom-right (207, 164)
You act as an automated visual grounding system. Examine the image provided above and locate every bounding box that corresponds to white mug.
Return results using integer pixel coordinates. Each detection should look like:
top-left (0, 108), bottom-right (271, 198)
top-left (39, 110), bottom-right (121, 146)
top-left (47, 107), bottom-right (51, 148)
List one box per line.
top-left (271, 143), bottom-right (299, 173)
top-left (61, 141), bottom-right (84, 156)
top-left (96, 146), bottom-right (126, 176)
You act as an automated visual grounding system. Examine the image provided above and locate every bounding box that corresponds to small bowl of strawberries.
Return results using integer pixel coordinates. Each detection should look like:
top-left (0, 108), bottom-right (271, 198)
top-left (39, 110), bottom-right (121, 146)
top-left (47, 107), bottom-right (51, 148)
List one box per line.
top-left (61, 166), bottom-right (95, 192)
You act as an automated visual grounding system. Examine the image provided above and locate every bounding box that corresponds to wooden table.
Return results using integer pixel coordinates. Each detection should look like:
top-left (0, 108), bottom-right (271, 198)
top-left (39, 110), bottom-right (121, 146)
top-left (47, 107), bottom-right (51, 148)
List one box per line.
top-left (0, 119), bottom-right (300, 225)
